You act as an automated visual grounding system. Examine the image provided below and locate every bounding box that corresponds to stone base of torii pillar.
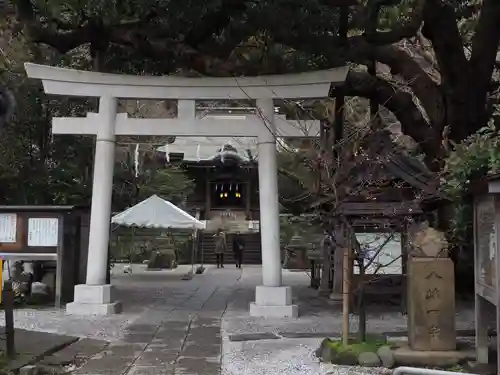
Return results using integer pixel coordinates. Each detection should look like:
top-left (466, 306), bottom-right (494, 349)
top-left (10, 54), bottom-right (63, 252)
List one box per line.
top-left (250, 286), bottom-right (298, 318)
top-left (66, 284), bottom-right (122, 315)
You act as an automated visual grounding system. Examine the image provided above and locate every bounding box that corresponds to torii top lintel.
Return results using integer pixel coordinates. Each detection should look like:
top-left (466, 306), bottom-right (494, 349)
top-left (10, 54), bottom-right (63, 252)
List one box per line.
top-left (24, 63), bottom-right (348, 100)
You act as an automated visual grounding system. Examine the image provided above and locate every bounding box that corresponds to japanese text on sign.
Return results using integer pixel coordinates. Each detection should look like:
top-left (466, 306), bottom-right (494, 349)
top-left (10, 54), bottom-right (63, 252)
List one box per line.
top-left (0, 214), bottom-right (16, 243)
top-left (27, 218), bottom-right (59, 247)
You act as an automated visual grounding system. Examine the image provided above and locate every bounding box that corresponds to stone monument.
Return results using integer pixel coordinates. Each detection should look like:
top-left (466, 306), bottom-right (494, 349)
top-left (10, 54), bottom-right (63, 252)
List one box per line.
top-left (147, 238), bottom-right (177, 270)
top-left (283, 235), bottom-right (309, 270)
top-left (407, 222), bottom-right (456, 351)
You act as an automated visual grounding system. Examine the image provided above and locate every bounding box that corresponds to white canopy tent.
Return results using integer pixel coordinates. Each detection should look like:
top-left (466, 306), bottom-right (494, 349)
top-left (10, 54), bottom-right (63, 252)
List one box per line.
top-left (111, 194), bottom-right (205, 229)
top-left (111, 195), bottom-right (204, 277)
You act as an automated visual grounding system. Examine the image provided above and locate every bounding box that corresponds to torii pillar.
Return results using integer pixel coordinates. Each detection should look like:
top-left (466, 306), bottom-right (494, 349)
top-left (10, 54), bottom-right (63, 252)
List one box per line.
top-left (25, 63), bottom-right (348, 317)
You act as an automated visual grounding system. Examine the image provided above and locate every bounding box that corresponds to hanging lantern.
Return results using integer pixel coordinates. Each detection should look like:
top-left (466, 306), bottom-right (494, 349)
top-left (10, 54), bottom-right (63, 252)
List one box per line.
top-left (219, 192), bottom-right (224, 198)
top-left (224, 192), bottom-right (228, 198)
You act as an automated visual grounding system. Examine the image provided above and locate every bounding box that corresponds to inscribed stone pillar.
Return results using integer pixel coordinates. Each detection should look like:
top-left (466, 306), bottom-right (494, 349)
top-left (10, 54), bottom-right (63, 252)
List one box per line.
top-left (407, 257), bottom-right (456, 350)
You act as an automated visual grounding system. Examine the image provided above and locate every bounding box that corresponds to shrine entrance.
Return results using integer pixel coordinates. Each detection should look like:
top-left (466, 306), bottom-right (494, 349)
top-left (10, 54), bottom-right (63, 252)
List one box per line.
top-left (24, 62), bottom-right (348, 318)
top-left (211, 181), bottom-right (246, 210)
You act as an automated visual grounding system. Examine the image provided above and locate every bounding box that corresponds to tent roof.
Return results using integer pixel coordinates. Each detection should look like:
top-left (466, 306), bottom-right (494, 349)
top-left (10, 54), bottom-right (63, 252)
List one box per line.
top-left (111, 195), bottom-right (205, 229)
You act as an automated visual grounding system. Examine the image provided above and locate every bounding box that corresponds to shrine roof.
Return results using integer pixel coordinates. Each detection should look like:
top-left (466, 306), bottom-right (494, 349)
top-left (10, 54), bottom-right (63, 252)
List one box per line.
top-left (156, 136), bottom-right (291, 162)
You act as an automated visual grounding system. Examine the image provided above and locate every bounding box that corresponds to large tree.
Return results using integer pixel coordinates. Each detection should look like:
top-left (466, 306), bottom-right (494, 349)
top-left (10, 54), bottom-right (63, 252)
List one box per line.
top-left (13, 0), bottom-right (500, 166)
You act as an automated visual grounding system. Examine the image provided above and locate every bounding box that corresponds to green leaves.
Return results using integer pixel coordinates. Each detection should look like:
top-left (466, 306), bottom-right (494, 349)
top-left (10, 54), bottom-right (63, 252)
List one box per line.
top-left (112, 159), bottom-right (195, 211)
top-left (441, 106), bottom-right (500, 247)
top-left (442, 112), bottom-right (500, 200)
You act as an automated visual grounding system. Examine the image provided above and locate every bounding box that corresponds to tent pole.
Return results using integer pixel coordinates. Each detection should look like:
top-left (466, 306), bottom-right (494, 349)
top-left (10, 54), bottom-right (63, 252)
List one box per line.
top-left (191, 229), bottom-right (196, 274)
top-left (130, 227), bottom-right (135, 265)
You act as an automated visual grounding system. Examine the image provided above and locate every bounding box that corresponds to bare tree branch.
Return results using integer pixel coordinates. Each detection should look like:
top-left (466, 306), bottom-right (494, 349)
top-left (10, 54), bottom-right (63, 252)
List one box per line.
top-left (340, 71), bottom-right (443, 167)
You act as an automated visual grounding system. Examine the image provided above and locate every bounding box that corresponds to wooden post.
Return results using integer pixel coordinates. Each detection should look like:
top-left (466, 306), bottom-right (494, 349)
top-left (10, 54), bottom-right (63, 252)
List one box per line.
top-left (0, 258), bottom-right (2, 304)
top-left (3, 280), bottom-right (15, 358)
top-left (494, 194), bottom-right (500, 372)
top-left (245, 180), bottom-right (251, 220)
top-left (205, 174), bottom-right (211, 219)
top-left (342, 247), bottom-right (350, 346)
top-left (357, 258), bottom-right (366, 342)
top-left (401, 224), bottom-right (409, 315)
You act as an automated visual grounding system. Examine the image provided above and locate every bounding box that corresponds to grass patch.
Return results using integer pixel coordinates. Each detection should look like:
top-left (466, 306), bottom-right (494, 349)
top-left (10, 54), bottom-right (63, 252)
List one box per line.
top-left (327, 334), bottom-right (387, 356)
top-left (318, 334), bottom-right (388, 365)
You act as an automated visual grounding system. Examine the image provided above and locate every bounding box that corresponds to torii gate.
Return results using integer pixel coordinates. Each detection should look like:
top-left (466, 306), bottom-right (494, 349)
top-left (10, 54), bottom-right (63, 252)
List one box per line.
top-left (25, 63), bottom-right (348, 317)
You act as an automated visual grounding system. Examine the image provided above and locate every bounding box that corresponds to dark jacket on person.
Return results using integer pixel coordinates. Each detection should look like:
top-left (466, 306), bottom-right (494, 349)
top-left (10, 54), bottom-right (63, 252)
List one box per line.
top-left (232, 235), bottom-right (245, 253)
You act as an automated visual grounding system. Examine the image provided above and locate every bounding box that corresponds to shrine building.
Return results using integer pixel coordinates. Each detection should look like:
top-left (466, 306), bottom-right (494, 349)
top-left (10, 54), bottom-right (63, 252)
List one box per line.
top-left (158, 136), bottom-right (266, 264)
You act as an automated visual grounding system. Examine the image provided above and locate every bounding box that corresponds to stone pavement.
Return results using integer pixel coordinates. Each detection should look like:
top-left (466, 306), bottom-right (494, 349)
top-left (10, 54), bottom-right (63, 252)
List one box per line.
top-left (73, 265), bottom-right (242, 375)
top-left (0, 265), bottom-right (477, 375)
top-left (0, 328), bottom-right (78, 371)
top-left (0, 264), bottom-right (242, 374)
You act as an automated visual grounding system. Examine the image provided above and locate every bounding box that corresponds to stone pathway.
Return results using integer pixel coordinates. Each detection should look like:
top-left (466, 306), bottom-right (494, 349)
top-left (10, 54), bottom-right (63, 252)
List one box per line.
top-left (0, 265), bottom-right (477, 375)
top-left (74, 265), bottom-right (242, 375)
top-left (0, 328), bottom-right (79, 371)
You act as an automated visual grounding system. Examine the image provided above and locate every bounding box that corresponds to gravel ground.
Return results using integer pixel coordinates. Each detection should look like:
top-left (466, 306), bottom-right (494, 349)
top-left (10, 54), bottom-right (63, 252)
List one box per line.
top-left (221, 336), bottom-right (389, 375)
top-left (220, 267), bottom-right (475, 375)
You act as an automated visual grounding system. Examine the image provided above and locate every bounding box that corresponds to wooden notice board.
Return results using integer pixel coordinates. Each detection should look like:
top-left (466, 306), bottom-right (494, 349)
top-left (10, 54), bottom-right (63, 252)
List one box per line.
top-left (0, 213), bottom-right (60, 255)
top-left (0, 213), bottom-right (24, 252)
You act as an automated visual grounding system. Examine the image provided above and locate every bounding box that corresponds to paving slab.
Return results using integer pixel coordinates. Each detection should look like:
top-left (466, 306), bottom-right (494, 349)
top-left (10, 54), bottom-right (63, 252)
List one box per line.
top-left (229, 332), bottom-right (280, 342)
top-left (278, 331), bottom-right (340, 339)
top-left (175, 357), bottom-right (220, 375)
top-left (73, 355), bottom-right (135, 374)
top-left (1, 328), bottom-right (79, 371)
top-left (128, 365), bottom-right (172, 375)
top-left (40, 338), bottom-right (109, 367)
top-left (134, 350), bottom-right (177, 366)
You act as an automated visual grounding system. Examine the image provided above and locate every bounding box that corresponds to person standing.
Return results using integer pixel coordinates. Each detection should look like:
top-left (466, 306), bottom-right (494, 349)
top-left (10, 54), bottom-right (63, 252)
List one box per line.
top-left (214, 229), bottom-right (227, 268)
top-left (232, 232), bottom-right (245, 268)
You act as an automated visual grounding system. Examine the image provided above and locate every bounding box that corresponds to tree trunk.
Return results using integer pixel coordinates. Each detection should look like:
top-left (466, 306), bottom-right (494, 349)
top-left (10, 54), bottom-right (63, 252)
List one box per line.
top-left (319, 237), bottom-right (332, 295)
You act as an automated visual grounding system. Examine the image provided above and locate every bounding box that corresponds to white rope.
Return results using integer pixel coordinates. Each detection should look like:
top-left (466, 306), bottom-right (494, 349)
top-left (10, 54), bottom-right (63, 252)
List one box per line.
top-left (134, 144), bottom-right (139, 177)
top-left (165, 143), bottom-right (170, 162)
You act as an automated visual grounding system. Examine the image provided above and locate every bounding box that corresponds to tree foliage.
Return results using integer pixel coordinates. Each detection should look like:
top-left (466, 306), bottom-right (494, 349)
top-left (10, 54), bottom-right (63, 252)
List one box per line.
top-left (441, 105), bottom-right (500, 246)
top-left (0, 14), bottom-right (195, 206)
top-left (10, 0), bottom-right (500, 169)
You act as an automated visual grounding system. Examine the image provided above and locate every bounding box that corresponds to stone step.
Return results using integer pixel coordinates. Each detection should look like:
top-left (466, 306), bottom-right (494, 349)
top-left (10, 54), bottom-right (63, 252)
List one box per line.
top-left (198, 232), bottom-right (262, 264)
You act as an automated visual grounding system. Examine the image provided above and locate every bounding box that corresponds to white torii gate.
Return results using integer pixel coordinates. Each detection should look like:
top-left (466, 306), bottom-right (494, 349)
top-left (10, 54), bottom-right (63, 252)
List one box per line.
top-left (25, 63), bottom-right (348, 317)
